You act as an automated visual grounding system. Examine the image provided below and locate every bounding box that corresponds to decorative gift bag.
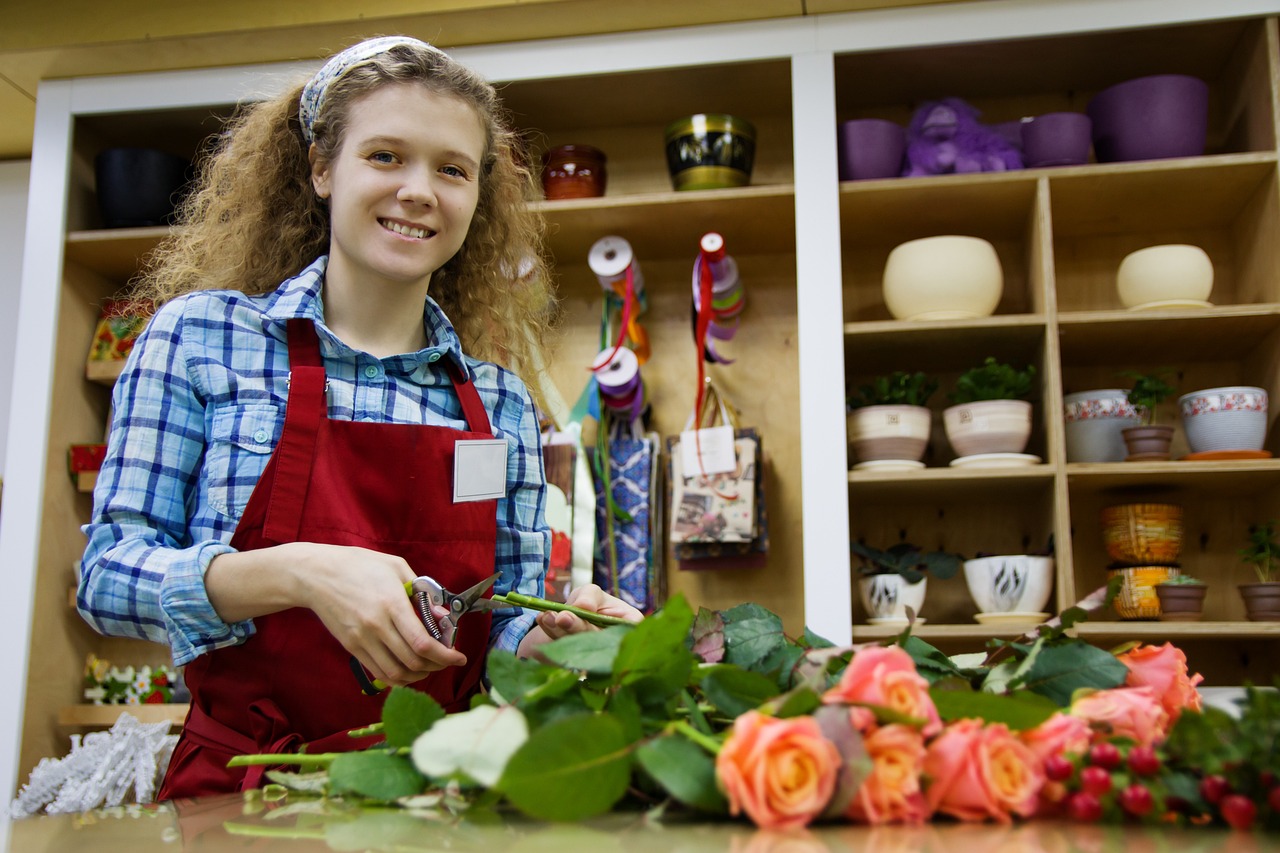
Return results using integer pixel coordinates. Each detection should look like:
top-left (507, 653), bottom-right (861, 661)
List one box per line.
top-left (589, 422), bottom-right (663, 613)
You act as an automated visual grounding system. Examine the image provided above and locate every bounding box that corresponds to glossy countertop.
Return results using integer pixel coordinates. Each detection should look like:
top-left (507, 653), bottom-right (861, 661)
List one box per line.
top-left (4, 795), bottom-right (1275, 853)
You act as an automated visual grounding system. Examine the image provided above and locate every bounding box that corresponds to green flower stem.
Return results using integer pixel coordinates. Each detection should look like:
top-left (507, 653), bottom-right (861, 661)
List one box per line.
top-left (492, 592), bottom-right (633, 627)
top-left (347, 722), bottom-right (383, 738)
top-left (227, 753), bottom-right (341, 768)
top-left (671, 720), bottom-right (723, 755)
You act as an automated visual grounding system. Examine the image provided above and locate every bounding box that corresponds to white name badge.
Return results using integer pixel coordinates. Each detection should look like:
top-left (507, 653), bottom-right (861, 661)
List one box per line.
top-left (680, 425), bottom-right (737, 476)
top-left (454, 439), bottom-right (508, 503)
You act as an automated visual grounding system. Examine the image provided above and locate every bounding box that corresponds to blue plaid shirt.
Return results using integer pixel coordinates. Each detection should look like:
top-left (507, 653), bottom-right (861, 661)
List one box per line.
top-left (79, 256), bottom-right (545, 667)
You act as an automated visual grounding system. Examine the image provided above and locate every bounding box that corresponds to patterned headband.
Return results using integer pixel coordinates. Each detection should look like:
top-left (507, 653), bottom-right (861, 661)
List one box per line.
top-left (299, 36), bottom-right (445, 144)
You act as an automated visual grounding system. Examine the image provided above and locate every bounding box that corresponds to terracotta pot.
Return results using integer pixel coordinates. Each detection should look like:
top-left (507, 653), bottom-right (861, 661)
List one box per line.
top-left (541, 144), bottom-right (607, 199)
top-left (1109, 566), bottom-right (1180, 619)
top-left (1121, 424), bottom-right (1175, 460)
top-left (1239, 581), bottom-right (1280, 621)
top-left (1155, 583), bottom-right (1206, 621)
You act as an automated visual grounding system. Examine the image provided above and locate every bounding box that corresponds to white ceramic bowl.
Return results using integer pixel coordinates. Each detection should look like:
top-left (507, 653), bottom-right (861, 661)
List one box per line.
top-left (847, 404), bottom-right (932, 462)
top-left (1063, 389), bottom-right (1144, 462)
top-left (963, 555), bottom-right (1054, 614)
top-left (943, 399), bottom-right (1032, 457)
top-left (1116, 244), bottom-right (1213, 308)
top-left (882, 235), bottom-right (1003, 321)
top-left (859, 574), bottom-right (927, 623)
top-left (1179, 386), bottom-right (1269, 452)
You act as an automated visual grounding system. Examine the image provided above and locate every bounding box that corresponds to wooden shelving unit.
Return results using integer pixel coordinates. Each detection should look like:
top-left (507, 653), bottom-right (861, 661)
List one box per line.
top-left (57, 704), bottom-right (188, 730)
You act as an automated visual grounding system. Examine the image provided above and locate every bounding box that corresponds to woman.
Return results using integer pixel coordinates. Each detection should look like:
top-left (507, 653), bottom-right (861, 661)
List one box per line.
top-left (78, 35), bottom-right (640, 798)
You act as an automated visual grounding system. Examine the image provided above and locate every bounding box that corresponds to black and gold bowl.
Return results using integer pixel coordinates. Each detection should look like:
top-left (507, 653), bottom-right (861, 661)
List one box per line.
top-left (663, 113), bottom-right (756, 191)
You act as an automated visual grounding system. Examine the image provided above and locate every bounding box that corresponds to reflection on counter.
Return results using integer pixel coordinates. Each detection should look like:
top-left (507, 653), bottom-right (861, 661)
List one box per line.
top-left (7, 792), bottom-right (1272, 853)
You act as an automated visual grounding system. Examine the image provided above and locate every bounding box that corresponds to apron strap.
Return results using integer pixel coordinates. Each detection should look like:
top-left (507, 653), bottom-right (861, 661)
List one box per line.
top-left (446, 359), bottom-right (493, 435)
top-left (263, 318), bottom-right (326, 543)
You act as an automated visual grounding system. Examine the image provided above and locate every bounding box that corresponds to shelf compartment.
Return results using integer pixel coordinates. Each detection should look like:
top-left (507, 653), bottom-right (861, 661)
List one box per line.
top-left (849, 465), bottom-right (1053, 499)
top-left (1058, 304), bottom-right (1280, 364)
top-left (65, 226), bottom-right (169, 283)
top-left (58, 703), bottom-right (188, 730)
top-left (1067, 460), bottom-right (1280, 498)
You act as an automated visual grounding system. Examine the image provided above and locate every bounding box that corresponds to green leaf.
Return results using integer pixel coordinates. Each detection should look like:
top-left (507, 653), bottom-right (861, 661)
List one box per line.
top-left (1019, 642), bottom-right (1128, 705)
top-left (410, 704), bottom-right (528, 786)
top-left (699, 664), bottom-right (781, 718)
top-left (801, 627), bottom-right (835, 649)
top-left (770, 686), bottom-right (823, 719)
top-left (540, 626), bottom-right (629, 675)
top-left (690, 607), bottom-right (726, 663)
top-left (380, 686), bottom-right (445, 749)
top-left (899, 635), bottom-right (967, 683)
top-left (635, 734), bottom-right (728, 813)
top-left (487, 650), bottom-right (580, 707)
top-left (721, 603), bottom-right (787, 670)
top-left (930, 688), bottom-right (1059, 730)
top-left (614, 594), bottom-right (695, 699)
top-left (327, 751), bottom-right (424, 801)
top-left (499, 713), bottom-right (633, 821)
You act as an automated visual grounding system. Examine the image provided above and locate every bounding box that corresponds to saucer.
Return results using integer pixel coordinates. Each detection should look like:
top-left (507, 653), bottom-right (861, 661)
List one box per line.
top-left (1128, 299), bottom-right (1213, 311)
top-left (949, 453), bottom-right (1042, 468)
top-left (1182, 449), bottom-right (1272, 461)
top-left (867, 617), bottom-right (927, 627)
top-left (854, 459), bottom-right (926, 472)
top-left (974, 611), bottom-right (1051, 626)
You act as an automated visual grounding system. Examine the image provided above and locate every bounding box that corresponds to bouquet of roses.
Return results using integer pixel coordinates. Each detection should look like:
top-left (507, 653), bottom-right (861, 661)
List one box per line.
top-left (232, 590), bottom-right (1280, 832)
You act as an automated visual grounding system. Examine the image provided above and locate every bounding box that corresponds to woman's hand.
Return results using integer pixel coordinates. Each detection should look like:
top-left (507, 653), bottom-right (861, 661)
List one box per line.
top-left (531, 583), bottom-right (644, 642)
top-left (206, 542), bottom-right (466, 688)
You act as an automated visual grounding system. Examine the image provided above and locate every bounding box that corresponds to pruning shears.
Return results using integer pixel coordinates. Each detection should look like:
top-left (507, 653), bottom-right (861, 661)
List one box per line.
top-left (350, 572), bottom-right (504, 695)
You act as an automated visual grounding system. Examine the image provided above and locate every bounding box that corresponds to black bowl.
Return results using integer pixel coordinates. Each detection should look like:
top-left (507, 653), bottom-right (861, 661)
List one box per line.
top-left (94, 147), bottom-right (192, 228)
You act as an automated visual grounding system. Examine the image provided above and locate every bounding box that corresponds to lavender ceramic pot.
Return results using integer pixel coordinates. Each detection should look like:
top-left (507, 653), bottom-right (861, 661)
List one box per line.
top-left (837, 118), bottom-right (905, 181)
top-left (1022, 112), bottom-right (1092, 167)
top-left (1087, 74), bottom-right (1209, 163)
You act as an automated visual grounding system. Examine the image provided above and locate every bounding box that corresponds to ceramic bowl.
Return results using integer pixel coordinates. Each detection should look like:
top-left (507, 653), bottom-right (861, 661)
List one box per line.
top-left (882, 235), bottom-right (1003, 321)
top-left (963, 555), bottom-right (1054, 614)
top-left (1116, 244), bottom-right (1214, 308)
top-left (95, 147), bottom-right (192, 228)
top-left (1022, 111), bottom-right (1092, 167)
top-left (1110, 566), bottom-right (1181, 619)
top-left (664, 113), bottom-right (756, 191)
top-left (541, 144), bottom-right (607, 199)
top-left (943, 399), bottom-right (1032, 457)
top-left (1101, 503), bottom-right (1184, 565)
top-left (1087, 74), bottom-right (1210, 163)
top-left (837, 118), bottom-right (905, 181)
top-left (859, 574), bottom-right (926, 623)
top-left (1063, 389), bottom-right (1143, 462)
top-left (1179, 386), bottom-right (1269, 452)
top-left (847, 404), bottom-right (931, 463)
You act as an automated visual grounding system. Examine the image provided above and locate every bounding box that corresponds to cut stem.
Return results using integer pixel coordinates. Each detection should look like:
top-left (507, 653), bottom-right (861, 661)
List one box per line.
top-left (492, 592), bottom-right (633, 627)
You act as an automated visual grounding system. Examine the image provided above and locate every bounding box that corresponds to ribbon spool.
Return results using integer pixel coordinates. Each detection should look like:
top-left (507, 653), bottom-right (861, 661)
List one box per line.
top-left (590, 345), bottom-right (645, 424)
top-left (692, 231), bottom-right (744, 365)
top-left (588, 236), bottom-right (650, 365)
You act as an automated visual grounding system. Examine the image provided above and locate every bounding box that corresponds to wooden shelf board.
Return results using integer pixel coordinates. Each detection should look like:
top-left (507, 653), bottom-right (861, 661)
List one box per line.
top-left (1067, 460), bottom-right (1280, 497)
top-left (65, 226), bottom-right (170, 281)
top-left (58, 703), bottom-right (188, 729)
top-left (85, 358), bottom-right (125, 386)
top-left (538, 184), bottom-right (795, 265)
top-left (75, 471), bottom-right (97, 493)
top-left (839, 172), bottom-right (1038, 245)
top-left (844, 314), bottom-right (1045, 371)
top-left (852, 620), bottom-right (1280, 641)
top-left (1057, 305), bottom-right (1280, 363)
top-left (849, 464), bottom-right (1053, 500)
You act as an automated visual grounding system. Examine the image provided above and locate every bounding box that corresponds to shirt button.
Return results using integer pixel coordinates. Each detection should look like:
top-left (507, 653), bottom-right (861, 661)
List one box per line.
top-left (427, 353), bottom-right (440, 364)
top-left (364, 365), bottom-right (380, 379)
top-left (252, 429), bottom-right (269, 444)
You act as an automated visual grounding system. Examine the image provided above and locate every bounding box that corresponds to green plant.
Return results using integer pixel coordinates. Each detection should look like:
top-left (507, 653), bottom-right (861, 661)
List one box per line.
top-left (1121, 369), bottom-right (1177, 426)
top-left (1158, 574), bottom-right (1206, 586)
top-left (849, 540), bottom-right (962, 584)
top-left (949, 356), bottom-right (1036, 404)
top-left (847, 371), bottom-right (938, 410)
top-left (1239, 520), bottom-right (1280, 583)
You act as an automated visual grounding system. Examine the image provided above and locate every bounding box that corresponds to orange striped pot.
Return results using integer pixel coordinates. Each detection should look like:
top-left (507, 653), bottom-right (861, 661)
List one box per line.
top-left (1109, 566), bottom-right (1180, 619)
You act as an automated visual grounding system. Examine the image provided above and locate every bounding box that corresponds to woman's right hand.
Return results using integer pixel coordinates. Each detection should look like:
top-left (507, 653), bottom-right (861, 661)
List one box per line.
top-left (205, 542), bottom-right (466, 687)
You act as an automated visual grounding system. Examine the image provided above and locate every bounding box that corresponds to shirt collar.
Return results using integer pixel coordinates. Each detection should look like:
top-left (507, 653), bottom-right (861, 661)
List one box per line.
top-left (261, 255), bottom-right (468, 377)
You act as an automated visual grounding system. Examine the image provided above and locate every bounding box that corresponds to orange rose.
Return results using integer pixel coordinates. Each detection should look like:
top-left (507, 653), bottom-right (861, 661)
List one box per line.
top-left (1069, 686), bottom-right (1169, 746)
top-left (1019, 712), bottom-right (1092, 763)
top-left (923, 719), bottom-right (1043, 823)
top-left (823, 646), bottom-right (941, 736)
top-left (846, 724), bottom-right (930, 825)
top-left (1116, 643), bottom-right (1203, 720)
top-left (717, 711), bottom-right (841, 831)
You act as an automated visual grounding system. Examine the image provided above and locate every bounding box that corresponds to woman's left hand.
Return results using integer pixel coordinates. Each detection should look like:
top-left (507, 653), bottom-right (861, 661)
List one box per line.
top-left (535, 583), bottom-right (643, 640)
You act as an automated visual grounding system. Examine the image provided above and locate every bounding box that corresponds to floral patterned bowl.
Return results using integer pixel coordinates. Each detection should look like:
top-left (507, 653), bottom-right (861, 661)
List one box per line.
top-left (1179, 386), bottom-right (1268, 453)
top-left (1064, 389), bottom-right (1143, 463)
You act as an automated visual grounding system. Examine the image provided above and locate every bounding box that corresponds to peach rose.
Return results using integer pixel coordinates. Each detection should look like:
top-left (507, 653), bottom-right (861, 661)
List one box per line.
top-left (1019, 712), bottom-right (1092, 763)
top-left (717, 711), bottom-right (841, 831)
top-left (1117, 643), bottom-right (1203, 720)
top-left (923, 719), bottom-right (1043, 823)
top-left (823, 646), bottom-right (942, 737)
top-left (1069, 686), bottom-right (1170, 746)
top-left (846, 724), bottom-right (930, 825)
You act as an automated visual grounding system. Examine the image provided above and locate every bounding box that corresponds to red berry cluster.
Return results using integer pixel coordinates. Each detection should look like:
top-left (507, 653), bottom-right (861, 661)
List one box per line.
top-left (1196, 771), bottom-right (1280, 830)
top-left (1045, 742), bottom-right (1164, 823)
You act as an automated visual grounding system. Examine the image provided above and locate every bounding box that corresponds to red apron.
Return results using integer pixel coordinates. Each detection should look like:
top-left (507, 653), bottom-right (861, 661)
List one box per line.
top-left (159, 318), bottom-right (498, 799)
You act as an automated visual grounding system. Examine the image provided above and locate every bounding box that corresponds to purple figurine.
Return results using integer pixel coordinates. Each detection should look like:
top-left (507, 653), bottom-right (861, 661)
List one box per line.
top-left (903, 97), bottom-right (1023, 177)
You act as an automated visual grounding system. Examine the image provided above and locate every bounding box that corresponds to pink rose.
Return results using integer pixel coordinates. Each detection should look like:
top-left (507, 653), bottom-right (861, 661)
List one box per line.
top-left (1020, 712), bottom-right (1092, 763)
top-left (1069, 686), bottom-right (1170, 746)
top-left (924, 719), bottom-right (1043, 823)
top-left (823, 646), bottom-right (942, 736)
top-left (1116, 643), bottom-right (1203, 720)
top-left (846, 724), bottom-right (930, 825)
top-left (717, 711), bottom-right (841, 831)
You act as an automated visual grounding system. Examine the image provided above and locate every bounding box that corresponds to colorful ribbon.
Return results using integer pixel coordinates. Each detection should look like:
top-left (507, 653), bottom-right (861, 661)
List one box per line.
top-left (588, 236), bottom-right (650, 366)
top-left (692, 232), bottom-right (743, 367)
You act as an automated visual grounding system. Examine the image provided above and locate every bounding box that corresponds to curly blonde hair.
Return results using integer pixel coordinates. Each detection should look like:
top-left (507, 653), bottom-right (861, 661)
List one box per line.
top-left (132, 40), bottom-right (557, 395)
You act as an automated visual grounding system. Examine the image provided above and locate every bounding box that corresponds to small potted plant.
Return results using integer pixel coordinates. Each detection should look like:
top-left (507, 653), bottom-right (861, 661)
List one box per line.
top-left (1120, 369), bottom-right (1178, 460)
top-left (846, 371), bottom-right (937, 470)
top-left (850, 540), bottom-right (961, 625)
top-left (1154, 573), bottom-right (1208, 621)
top-left (943, 356), bottom-right (1037, 460)
top-left (1238, 520), bottom-right (1280, 621)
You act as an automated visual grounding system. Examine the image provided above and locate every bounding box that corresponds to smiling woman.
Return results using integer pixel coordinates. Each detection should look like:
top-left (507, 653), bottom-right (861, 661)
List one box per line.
top-left (74, 35), bottom-right (644, 802)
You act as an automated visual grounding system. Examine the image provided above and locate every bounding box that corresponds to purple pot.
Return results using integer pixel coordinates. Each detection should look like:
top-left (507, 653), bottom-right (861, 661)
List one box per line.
top-left (1087, 74), bottom-right (1209, 163)
top-left (1022, 112), bottom-right (1092, 167)
top-left (837, 118), bottom-right (905, 181)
